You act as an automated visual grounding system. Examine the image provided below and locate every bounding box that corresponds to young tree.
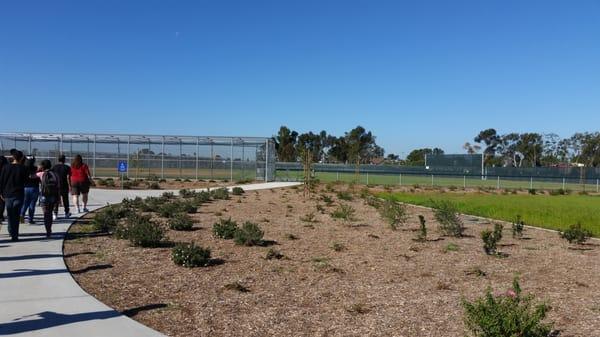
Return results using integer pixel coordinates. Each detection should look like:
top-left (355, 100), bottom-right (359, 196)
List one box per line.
top-left (462, 142), bottom-right (481, 154)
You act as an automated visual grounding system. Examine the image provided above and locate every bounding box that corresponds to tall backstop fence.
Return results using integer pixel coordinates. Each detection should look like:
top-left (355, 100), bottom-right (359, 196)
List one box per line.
top-left (0, 132), bottom-right (276, 181)
top-left (275, 162), bottom-right (600, 192)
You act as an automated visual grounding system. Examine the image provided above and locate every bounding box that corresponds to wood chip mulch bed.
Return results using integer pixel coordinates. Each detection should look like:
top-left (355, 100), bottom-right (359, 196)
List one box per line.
top-left (63, 185), bottom-right (600, 337)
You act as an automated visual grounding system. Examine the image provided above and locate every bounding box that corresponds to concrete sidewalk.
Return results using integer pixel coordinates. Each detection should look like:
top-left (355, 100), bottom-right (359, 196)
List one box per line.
top-left (0, 182), bottom-right (299, 336)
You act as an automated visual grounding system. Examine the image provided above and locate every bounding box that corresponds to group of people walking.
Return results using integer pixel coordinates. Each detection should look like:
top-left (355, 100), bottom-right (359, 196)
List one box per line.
top-left (0, 151), bottom-right (93, 241)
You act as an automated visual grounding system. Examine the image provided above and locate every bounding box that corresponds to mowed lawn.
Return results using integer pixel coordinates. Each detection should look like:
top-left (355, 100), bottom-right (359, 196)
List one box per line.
top-left (380, 191), bottom-right (600, 236)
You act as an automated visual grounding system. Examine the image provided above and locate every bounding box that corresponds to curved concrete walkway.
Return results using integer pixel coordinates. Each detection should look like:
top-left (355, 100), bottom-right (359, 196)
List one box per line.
top-left (0, 182), bottom-right (299, 336)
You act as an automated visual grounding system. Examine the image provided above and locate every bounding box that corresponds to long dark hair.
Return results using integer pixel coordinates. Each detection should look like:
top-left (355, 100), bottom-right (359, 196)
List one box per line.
top-left (72, 154), bottom-right (83, 168)
top-left (24, 156), bottom-right (36, 173)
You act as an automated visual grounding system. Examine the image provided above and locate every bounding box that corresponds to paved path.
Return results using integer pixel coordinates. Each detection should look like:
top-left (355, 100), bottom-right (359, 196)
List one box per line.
top-left (0, 182), bottom-right (300, 336)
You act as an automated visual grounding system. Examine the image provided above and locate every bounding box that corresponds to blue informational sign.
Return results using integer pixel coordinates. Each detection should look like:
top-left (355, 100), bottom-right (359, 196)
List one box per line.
top-left (117, 160), bottom-right (128, 173)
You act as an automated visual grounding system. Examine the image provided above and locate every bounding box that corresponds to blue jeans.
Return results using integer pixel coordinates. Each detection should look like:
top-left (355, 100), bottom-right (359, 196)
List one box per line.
top-left (20, 187), bottom-right (39, 221)
top-left (5, 197), bottom-right (23, 240)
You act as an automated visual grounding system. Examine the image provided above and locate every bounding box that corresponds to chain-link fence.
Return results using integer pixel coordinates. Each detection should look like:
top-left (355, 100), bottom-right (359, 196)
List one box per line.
top-left (0, 132), bottom-right (276, 181)
top-left (276, 162), bottom-right (600, 192)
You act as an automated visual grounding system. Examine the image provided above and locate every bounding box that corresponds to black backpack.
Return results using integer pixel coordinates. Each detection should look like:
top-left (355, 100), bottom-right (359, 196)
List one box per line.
top-left (41, 171), bottom-right (59, 197)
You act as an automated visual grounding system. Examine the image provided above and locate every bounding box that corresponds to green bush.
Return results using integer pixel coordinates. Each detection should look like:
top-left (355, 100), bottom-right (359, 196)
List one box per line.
top-left (560, 223), bottom-right (591, 244)
top-left (158, 201), bottom-right (197, 218)
top-left (378, 200), bottom-right (407, 230)
top-left (321, 194), bottom-right (334, 206)
top-left (481, 223), bottom-right (503, 255)
top-left (331, 204), bottom-right (356, 221)
top-left (512, 215), bottom-right (525, 239)
top-left (212, 218), bottom-right (238, 239)
top-left (233, 222), bottom-right (264, 246)
top-left (211, 187), bottom-right (229, 200)
top-left (169, 213), bottom-right (194, 231)
top-left (462, 278), bottom-right (553, 337)
top-left (91, 204), bottom-right (129, 232)
top-left (337, 191), bottom-right (353, 201)
top-left (126, 214), bottom-right (165, 247)
top-left (194, 191), bottom-right (211, 204)
top-left (433, 200), bottom-right (464, 237)
top-left (231, 187), bottom-right (244, 195)
top-left (528, 188), bottom-right (536, 195)
top-left (172, 243), bottom-right (211, 267)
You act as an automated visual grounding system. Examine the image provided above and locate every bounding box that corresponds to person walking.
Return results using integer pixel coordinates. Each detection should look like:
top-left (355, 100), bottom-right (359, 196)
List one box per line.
top-left (0, 155), bottom-right (8, 223)
top-left (70, 154), bottom-right (93, 213)
top-left (20, 156), bottom-right (40, 224)
top-left (0, 151), bottom-right (28, 241)
top-left (52, 154), bottom-right (71, 219)
top-left (38, 160), bottom-right (60, 238)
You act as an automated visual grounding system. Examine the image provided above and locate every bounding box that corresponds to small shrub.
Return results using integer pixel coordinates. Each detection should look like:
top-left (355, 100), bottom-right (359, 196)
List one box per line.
top-left (332, 242), bottom-right (345, 252)
top-left (147, 174), bottom-right (160, 181)
top-left (560, 223), bottom-right (591, 244)
top-left (169, 213), bottom-right (194, 231)
top-left (331, 204), bottom-right (356, 221)
top-left (462, 278), bottom-right (553, 337)
top-left (172, 243), bottom-right (211, 267)
top-left (96, 178), bottom-right (107, 186)
top-left (286, 233), bottom-right (299, 240)
top-left (179, 188), bottom-right (195, 198)
top-left (126, 214), bottom-right (164, 247)
top-left (378, 200), bottom-right (407, 230)
top-left (300, 212), bottom-right (317, 223)
top-left (194, 191), bottom-right (211, 204)
top-left (265, 248), bottom-right (284, 260)
top-left (316, 204), bottom-right (325, 213)
top-left (337, 191), bottom-right (353, 201)
top-left (234, 222), bottom-right (264, 246)
top-left (224, 281), bottom-right (249, 292)
top-left (231, 187), bottom-right (245, 195)
top-left (433, 200), bottom-right (464, 237)
top-left (359, 187), bottom-right (370, 199)
top-left (147, 182), bottom-right (161, 190)
top-left (481, 223), bottom-right (503, 255)
top-left (549, 189), bottom-right (567, 196)
top-left (416, 215), bottom-right (427, 242)
top-left (122, 181), bottom-right (132, 189)
top-left (213, 218), bottom-right (239, 239)
top-left (528, 188), bottom-right (536, 195)
top-left (211, 187), bottom-right (230, 200)
top-left (365, 195), bottom-right (382, 209)
top-left (347, 303), bottom-right (370, 315)
top-left (321, 194), bottom-right (334, 206)
top-left (444, 243), bottom-right (459, 252)
top-left (91, 204), bottom-right (129, 232)
top-left (512, 215), bottom-right (525, 239)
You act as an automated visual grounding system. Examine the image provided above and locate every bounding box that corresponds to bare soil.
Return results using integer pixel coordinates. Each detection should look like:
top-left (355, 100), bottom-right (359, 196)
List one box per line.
top-left (64, 184), bottom-right (600, 337)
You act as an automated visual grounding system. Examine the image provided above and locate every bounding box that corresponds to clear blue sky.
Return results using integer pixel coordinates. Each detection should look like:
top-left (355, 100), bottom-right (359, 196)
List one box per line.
top-left (1, 0), bottom-right (599, 157)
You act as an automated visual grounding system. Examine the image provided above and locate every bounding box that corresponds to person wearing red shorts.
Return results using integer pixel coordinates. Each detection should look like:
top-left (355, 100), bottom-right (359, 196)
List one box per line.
top-left (70, 154), bottom-right (94, 213)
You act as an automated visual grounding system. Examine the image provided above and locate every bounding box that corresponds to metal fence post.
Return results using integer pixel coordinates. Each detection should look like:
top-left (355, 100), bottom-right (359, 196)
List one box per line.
top-left (336, 171), bottom-right (339, 181)
top-left (597, 179), bottom-right (599, 193)
top-left (161, 136), bottom-right (165, 179)
top-left (366, 172), bottom-right (369, 185)
top-left (530, 177), bottom-right (533, 189)
top-left (463, 175), bottom-right (466, 189)
top-left (230, 138), bottom-right (234, 182)
top-left (195, 137), bottom-right (199, 181)
top-left (431, 174), bottom-right (434, 187)
top-left (562, 178), bottom-right (566, 190)
top-left (497, 176), bottom-right (500, 189)
top-left (399, 173), bottom-right (402, 186)
top-left (126, 136), bottom-right (130, 179)
top-left (264, 139), bottom-right (269, 182)
top-left (92, 135), bottom-right (96, 177)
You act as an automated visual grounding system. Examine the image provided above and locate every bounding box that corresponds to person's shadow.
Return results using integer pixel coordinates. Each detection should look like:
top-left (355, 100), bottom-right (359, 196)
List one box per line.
top-left (1, 310), bottom-right (120, 334)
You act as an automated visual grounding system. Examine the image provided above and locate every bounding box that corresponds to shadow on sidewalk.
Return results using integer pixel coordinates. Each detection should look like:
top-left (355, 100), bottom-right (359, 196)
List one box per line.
top-left (0, 254), bottom-right (63, 261)
top-left (2, 310), bottom-right (121, 335)
top-left (0, 268), bottom-right (67, 279)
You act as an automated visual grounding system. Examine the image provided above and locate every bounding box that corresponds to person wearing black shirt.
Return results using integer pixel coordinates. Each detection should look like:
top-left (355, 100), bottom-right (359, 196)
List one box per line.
top-left (0, 151), bottom-right (27, 241)
top-left (52, 155), bottom-right (72, 219)
top-left (0, 155), bottom-right (8, 222)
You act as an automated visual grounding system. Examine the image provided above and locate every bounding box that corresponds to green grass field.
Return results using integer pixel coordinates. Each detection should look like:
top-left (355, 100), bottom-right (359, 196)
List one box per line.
top-left (379, 191), bottom-right (600, 236)
top-left (276, 170), bottom-right (600, 192)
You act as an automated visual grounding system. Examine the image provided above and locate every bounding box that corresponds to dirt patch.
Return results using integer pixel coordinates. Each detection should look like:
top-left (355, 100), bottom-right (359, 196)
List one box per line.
top-left (63, 184), bottom-right (600, 337)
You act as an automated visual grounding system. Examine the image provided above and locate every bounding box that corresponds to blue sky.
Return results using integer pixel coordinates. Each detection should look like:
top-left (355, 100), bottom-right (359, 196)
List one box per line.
top-left (1, 0), bottom-right (599, 157)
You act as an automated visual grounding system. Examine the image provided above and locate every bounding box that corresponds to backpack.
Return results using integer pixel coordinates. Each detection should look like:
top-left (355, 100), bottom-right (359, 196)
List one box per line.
top-left (41, 170), bottom-right (59, 197)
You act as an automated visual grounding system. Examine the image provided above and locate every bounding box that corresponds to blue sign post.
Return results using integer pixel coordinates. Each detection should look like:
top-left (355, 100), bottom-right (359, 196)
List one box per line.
top-left (117, 161), bottom-right (128, 189)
